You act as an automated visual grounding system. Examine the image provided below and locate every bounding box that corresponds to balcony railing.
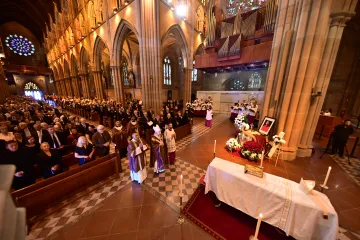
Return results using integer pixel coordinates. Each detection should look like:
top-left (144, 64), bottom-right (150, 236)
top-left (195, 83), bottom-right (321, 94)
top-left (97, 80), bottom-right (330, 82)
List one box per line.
top-left (3, 63), bottom-right (52, 75)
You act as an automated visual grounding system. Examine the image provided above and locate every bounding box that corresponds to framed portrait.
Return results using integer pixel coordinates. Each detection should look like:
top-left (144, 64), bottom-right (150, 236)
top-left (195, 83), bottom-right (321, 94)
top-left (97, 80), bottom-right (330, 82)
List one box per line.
top-left (259, 116), bottom-right (276, 135)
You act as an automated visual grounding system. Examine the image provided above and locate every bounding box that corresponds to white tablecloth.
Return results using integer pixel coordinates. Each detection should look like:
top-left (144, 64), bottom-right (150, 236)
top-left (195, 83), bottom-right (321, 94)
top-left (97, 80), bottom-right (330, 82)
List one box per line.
top-left (205, 158), bottom-right (338, 240)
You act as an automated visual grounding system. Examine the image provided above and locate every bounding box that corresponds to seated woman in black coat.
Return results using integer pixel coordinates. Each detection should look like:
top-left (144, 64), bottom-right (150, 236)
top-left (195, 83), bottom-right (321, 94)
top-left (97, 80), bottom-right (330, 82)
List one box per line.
top-left (74, 136), bottom-right (95, 166)
top-left (0, 140), bottom-right (35, 190)
top-left (37, 142), bottom-right (64, 179)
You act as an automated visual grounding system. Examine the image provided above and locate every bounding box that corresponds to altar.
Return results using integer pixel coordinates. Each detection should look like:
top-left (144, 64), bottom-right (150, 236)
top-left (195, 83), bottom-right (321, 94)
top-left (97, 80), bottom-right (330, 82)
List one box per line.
top-left (205, 158), bottom-right (338, 240)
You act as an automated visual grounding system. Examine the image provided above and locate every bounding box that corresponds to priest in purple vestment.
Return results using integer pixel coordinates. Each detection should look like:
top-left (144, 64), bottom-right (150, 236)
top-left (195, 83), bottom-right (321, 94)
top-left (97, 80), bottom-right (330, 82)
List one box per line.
top-left (127, 132), bottom-right (148, 184)
top-left (150, 125), bottom-right (165, 174)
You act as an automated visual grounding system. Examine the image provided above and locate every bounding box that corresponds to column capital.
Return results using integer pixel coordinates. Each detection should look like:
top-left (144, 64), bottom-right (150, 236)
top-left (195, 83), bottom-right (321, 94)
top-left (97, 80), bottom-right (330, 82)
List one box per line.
top-left (330, 11), bottom-right (356, 26)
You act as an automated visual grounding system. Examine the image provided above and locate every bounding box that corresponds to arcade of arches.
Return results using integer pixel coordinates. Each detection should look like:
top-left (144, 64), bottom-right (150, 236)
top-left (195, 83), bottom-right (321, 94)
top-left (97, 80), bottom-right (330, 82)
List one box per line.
top-left (35, 0), bottom-right (359, 160)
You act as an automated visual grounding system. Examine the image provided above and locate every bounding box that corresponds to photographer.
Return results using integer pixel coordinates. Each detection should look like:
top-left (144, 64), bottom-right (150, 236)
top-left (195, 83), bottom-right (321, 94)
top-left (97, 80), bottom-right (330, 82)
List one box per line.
top-left (331, 120), bottom-right (354, 158)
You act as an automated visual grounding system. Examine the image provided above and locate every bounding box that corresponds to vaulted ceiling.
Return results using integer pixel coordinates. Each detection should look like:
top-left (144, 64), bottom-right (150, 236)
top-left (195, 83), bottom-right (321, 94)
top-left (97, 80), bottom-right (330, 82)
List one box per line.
top-left (0, 0), bottom-right (61, 43)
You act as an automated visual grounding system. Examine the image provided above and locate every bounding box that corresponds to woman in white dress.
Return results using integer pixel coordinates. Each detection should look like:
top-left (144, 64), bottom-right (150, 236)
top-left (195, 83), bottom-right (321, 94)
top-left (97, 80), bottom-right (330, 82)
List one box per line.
top-left (205, 106), bottom-right (213, 127)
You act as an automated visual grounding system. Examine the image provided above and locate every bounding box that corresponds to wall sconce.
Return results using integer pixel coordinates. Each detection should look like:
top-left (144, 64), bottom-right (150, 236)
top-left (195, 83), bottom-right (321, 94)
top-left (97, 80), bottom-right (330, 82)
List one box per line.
top-left (311, 90), bottom-right (322, 98)
top-left (113, 7), bottom-right (118, 14)
top-left (91, 28), bottom-right (95, 32)
top-left (97, 22), bottom-right (101, 27)
top-left (125, 1), bottom-right (129, 6)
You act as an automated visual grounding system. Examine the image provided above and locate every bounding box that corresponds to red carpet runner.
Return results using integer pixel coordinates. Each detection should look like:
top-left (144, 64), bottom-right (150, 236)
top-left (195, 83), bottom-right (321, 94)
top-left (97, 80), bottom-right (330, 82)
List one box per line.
top-left (183, 185), bottom-right (294, 240)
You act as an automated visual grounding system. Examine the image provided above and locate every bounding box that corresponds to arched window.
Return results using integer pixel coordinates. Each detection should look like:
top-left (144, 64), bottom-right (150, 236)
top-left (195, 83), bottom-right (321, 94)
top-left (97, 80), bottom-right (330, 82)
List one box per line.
top-left (248, 72), bottom-right (262, 89)
top-left (163, 56), bottom-right (171, 85)
top-left (201, 0), bottom-right (206, 6)
top-left (192, 60), bottom-right (197, 82)
top-left (24, 82), bottom-right (43, 100)
top-left (225, 78), bottom-right (247, 91)
top-left (122, 59), bottom-right (129, 85)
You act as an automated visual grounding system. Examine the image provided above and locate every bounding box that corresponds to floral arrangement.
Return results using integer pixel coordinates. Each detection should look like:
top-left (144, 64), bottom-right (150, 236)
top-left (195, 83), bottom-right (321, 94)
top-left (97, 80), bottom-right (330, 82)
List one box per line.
top-left (268, 132), bottom-right (286, 158)
top-left (226, 138), bottom-right (241, 152)
top-left (241, 141), bottom-right (263, 161)
top-left (234, 113), bottom-right (248, 129)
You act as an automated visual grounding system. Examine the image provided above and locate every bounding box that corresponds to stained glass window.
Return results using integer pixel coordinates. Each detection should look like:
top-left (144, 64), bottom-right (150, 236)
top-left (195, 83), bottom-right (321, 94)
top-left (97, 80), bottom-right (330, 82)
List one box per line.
top-left (227, 78), bottom-right (246, 90)
top-left (24, 82), bottom-right (39, 90)
top-left (248, 72), bottom-right (262, 89)
top-left (24, 82), bottom-right (42, 100)
top-left (192, 60), bottom-right (197, 82)
top-left (5, 35), bottom-right (35, 56)
top-left (163, 56), bottom-right (171, 85)
top-left (122, 59), bottom-right (129, 85)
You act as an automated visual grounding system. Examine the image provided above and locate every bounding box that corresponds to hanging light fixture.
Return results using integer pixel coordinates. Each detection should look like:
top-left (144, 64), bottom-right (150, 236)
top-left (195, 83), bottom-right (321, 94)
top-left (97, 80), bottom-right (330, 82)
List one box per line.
top-left (176, 0), bottom-right (188, 18)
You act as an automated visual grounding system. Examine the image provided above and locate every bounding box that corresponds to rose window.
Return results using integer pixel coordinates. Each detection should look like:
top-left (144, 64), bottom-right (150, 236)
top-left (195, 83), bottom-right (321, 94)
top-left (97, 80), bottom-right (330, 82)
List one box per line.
top-left (4, 35), bottom-right (35, 56)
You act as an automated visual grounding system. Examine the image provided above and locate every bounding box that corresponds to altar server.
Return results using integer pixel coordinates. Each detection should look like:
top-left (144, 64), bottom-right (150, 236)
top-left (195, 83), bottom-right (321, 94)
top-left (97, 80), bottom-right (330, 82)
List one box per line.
top-left (205, 106), bottom-right (213, 127)
top-left (164, 123), bottom-right (176, 164)
top-left (128, 132), bottom-right (148, 183)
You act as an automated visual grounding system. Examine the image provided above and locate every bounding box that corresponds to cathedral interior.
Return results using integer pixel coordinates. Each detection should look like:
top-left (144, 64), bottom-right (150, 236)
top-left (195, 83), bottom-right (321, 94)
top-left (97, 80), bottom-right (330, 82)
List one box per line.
top-left (0, 0), bottom-right (360, 239)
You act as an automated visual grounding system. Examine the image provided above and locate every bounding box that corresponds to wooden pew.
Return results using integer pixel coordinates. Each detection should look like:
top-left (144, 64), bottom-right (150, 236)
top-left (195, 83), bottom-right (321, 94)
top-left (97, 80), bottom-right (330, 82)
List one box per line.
top-left (11, 153), bottom-right (121, 222)
top-left (174, 123), bottom-right (192, 141)
top-left (315, 116), bottom-right (343, 138)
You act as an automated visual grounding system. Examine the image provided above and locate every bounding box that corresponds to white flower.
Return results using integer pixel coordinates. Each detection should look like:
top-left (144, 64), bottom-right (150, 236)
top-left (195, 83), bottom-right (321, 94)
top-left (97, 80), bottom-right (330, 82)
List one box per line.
top-left (251, 153), bottom-right (257, 158)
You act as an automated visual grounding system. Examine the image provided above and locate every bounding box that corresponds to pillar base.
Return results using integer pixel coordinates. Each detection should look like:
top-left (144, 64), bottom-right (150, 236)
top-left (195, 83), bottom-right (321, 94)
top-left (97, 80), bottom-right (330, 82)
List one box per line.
top-left (275, 146), bottom-right (297, 161)
top-left (297, 144), bottom-right (313, 158)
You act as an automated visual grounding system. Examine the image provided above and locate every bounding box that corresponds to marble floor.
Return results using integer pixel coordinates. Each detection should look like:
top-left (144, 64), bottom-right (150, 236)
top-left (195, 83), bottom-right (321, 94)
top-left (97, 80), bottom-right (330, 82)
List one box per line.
top-left (27, 115), bottom-right (360, 240)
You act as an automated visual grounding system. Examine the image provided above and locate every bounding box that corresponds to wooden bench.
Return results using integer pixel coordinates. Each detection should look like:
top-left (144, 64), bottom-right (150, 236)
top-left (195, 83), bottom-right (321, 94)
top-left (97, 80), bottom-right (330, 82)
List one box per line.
top-left (11, 153), bottom-right (121, 223)
top-left (174, 123), bottom-right (192, 141)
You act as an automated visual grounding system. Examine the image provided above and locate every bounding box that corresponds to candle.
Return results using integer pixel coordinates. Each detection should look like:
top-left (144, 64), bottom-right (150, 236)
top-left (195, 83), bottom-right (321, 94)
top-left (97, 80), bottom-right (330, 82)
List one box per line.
top-left (254, 213), bottom-right (263, 239)
top-left (260, 150), bottom-right (264, 168)
top-left (180, 174), bottom-right (183, 193)
top-left (214, 140), bottom-right (216, 153)
top-left (323, 166), bottom-right (332, 186)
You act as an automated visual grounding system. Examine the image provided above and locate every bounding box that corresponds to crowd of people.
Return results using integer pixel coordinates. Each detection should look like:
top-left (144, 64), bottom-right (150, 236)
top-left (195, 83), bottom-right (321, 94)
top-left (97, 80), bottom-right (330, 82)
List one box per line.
top-left (0, 95), bottom-right (194, 189)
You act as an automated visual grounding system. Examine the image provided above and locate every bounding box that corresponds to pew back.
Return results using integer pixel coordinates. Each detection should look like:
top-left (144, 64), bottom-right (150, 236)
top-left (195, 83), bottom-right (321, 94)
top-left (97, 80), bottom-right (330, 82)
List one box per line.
top-left (11, 153), bottom-right (119, 221)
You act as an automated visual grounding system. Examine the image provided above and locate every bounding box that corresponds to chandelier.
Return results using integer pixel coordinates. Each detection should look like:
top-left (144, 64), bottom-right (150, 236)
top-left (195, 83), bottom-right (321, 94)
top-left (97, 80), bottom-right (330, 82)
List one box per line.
top-left (226, 0), bottom-right (267, 17)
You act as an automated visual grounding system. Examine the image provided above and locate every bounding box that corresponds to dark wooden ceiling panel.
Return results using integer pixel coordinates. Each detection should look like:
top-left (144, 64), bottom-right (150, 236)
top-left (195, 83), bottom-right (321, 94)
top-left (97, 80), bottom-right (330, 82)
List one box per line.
top-left (0, 0), bottom-right (60, 42)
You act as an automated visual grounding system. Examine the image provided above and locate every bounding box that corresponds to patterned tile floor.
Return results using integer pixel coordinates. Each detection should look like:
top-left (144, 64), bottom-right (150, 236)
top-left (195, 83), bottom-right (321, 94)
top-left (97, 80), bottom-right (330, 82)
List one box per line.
top-left (26, 115), bottom-right (226, 239)
top-left (26, 113), bottom-right (360, 240)
top-left (330, 154), bottom-right (360, 188)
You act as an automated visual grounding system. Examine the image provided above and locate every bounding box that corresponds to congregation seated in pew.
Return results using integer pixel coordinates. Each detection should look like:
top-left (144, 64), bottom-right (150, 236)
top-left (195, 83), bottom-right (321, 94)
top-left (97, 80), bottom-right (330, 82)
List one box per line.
top-left (0, 95), bottom-right (193, 191)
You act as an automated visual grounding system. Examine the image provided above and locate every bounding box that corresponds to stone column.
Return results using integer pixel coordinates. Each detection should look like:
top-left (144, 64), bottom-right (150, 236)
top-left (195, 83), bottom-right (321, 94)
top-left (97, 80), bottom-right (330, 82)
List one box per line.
top-left (183, 68), bottom-right (192, 105)
top-left (65, 78), bottom-right (73, 97)
top-left (139, 0), bottom-right (162, 112)
top-left (92, 71), bottom-right (104, 100)
top-left (71, 76), bottom-right (80, 97)
top-left (260, 0), bottom-right (357, 160)
top-left (298, 11), bottom-right (356, 156)
top-left (111, 66), bottom-right (125, 103)
top-left (0, 64), bottom-right (10, 103)
top-left (79, 74), bottom-right (88, 98)
top-left (58, 79), bottom-right (65, 96)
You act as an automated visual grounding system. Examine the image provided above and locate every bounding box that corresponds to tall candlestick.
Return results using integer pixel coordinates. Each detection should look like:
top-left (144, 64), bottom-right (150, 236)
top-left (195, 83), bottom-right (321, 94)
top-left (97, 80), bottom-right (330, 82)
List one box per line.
top-left (214, 140), bottom-right (216, 153)
top-left (180, 174), bottom-right (183, 193)
top-left (260, 150), bottom-right (264, 168)
top-left (323, 167), bottom-right (332, 186)
top-left (254, 213), bottom-right (263, 239)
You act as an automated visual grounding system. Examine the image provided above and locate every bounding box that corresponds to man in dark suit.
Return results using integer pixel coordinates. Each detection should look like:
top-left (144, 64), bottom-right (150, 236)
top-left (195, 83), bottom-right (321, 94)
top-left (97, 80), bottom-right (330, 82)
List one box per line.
top-left (92, 125), bottom-right (111, 158)
top-left (77, 118), bottom-right (89, 135)
top-left (42, 125), bottom-right (65, 150)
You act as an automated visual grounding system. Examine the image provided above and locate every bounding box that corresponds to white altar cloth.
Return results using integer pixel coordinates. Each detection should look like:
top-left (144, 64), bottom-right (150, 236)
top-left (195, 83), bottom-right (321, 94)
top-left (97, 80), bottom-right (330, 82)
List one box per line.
top-left (204, 158), bottom-right (338, 240)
